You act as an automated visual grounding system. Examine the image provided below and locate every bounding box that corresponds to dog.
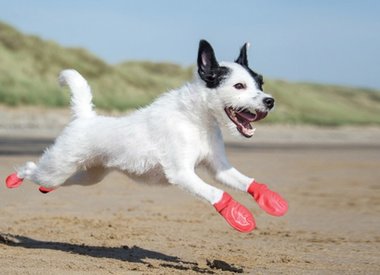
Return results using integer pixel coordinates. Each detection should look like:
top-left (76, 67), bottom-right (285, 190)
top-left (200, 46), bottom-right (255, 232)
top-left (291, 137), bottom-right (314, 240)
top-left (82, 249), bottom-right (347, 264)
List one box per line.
top-left (6, 40), bottom-right (288, 233)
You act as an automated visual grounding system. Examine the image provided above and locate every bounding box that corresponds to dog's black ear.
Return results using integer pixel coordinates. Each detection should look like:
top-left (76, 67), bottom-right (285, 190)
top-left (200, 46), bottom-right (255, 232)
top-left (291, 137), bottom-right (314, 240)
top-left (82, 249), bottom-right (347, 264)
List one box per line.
top-left (235, 43), bottom-right (249, 67)
top-left (197, 40), bottom-right (220, 83)
top-left (197, 40), bottom-right (229, 88)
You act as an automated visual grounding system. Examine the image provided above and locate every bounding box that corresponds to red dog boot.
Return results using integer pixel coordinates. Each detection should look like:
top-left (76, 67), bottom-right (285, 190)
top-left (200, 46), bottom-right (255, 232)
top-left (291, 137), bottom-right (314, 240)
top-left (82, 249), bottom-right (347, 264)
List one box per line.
top-left (248, 180), bottom-right (288, 216)
top-left (214, 192), bottom-right (255, 233)
top-left (39, 186), bottom-right (55, 194)
top-left (5, 173), bottom-right (24, 189)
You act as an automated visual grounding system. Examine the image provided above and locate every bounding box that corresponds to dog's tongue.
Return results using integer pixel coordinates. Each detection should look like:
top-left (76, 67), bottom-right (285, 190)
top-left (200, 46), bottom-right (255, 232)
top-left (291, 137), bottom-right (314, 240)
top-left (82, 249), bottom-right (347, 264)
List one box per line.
top-left (236, 111), bottom-right (256, 122)
top-left (255, 111), bottom-right (268, 121)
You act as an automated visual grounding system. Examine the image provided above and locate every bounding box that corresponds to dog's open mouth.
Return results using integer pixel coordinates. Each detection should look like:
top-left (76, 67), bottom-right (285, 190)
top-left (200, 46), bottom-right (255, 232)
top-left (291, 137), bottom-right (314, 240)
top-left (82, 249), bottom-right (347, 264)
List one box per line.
top-left (224, 107), bottom-right (268, 138)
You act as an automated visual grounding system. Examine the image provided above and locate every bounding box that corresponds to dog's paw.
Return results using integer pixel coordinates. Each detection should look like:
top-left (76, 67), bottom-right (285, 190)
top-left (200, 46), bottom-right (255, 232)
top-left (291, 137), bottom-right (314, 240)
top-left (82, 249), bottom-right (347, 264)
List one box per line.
top-left (248, 181), bottom-right (288, 216)
top-left (39, 186), bottom-right (55, 194)
top-left (5, 173), bottom-right (24, 188)
top-left (214, 192), bottom-right (255, 233)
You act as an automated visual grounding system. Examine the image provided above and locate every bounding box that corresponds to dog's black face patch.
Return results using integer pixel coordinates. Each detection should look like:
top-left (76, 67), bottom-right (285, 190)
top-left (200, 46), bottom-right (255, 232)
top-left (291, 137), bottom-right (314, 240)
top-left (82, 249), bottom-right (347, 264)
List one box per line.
top-left (235, 43), bottom-right (264, 91)
top-left (245, 67), bottom-right (264, 91)
top-left (197, 40), bottom-right (230, 88)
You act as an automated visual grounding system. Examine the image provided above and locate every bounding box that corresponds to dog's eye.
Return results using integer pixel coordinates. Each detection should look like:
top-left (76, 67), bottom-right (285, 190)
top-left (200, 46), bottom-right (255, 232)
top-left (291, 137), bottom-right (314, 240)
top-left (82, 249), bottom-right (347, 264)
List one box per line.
top-left (234, 83), bottom-right (246, 90)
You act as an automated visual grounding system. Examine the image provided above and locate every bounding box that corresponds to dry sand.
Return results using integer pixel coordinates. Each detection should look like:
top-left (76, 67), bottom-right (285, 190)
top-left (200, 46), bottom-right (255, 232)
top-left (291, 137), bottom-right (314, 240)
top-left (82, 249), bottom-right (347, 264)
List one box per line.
top-left (0, 106), bottom-right (379, 274)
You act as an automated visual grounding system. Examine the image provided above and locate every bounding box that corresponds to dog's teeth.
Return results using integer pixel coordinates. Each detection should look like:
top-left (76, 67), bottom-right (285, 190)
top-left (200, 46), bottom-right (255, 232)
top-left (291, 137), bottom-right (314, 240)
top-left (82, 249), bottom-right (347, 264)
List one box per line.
top-left (246, 128), bottom-right (256, 136)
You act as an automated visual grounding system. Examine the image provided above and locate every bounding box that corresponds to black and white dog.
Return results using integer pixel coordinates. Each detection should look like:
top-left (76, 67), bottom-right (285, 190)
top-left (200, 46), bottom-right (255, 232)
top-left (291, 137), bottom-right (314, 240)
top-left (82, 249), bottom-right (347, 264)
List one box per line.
top-left (6, 40), bottom-right (288, 232)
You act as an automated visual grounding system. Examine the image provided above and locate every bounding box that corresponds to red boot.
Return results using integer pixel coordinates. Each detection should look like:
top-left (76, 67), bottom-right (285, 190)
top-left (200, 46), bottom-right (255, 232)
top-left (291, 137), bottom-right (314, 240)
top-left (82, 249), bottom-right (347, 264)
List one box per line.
top-left (6, 172), bottom-right (54, 194)
top-left (214, 192), bottom-right (255, 233)
top-left (39, 186), bottom-right (55, 194)
top-left (5, 173), bottom-right (23, 188)
top-left (248, 180), bottom-right (288, 216)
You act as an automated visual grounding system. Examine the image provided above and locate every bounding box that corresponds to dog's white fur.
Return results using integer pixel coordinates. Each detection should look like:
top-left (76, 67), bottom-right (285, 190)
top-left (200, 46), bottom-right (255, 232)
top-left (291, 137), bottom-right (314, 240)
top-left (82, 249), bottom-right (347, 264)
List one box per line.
top-left (17, 43), bottom-right (273, 205)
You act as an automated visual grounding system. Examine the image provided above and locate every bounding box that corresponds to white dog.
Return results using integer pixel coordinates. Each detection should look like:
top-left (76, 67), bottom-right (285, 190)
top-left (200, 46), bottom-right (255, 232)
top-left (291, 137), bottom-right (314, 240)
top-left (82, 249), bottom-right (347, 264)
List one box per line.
top-left (6, 40), bottom-right (288, 233)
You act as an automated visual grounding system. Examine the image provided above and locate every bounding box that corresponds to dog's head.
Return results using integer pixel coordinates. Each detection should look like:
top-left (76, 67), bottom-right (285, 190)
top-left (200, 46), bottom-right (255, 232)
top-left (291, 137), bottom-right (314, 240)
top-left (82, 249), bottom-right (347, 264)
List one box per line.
top-left (197, 40), bottom-right (274, 138)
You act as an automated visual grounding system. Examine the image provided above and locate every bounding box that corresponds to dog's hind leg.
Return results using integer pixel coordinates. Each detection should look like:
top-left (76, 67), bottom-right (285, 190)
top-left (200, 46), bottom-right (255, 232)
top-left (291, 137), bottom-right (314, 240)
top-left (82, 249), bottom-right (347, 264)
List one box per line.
top-left (6, 147), bottom-right (81, 193)
top-left (167, 169), bottom-right (255, 233)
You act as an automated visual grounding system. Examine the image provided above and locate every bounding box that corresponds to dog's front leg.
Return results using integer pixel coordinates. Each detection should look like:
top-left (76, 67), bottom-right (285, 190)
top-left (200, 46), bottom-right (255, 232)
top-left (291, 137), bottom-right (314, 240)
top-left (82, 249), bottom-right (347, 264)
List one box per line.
top-left (166, 169), bottom-right (255, 232)
top-left (210, 151), bottom-right (288, 217)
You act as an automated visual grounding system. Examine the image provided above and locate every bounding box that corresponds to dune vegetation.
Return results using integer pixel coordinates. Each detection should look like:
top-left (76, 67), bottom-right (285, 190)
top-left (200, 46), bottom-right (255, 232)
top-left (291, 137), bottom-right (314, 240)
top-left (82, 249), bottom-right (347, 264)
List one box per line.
top-left (1, 21), bottom-right (379, 125)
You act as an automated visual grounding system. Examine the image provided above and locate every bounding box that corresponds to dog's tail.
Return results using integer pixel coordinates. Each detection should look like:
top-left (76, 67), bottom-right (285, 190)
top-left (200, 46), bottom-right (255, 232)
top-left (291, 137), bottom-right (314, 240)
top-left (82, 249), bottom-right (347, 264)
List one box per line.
top-left (58, 69), bottom-right (96, 119)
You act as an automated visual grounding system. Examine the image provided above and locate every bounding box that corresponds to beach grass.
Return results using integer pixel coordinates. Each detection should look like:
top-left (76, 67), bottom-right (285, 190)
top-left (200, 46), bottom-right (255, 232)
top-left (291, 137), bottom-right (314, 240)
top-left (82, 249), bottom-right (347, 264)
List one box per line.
top-left (1, 21), bottom-right (379, 126)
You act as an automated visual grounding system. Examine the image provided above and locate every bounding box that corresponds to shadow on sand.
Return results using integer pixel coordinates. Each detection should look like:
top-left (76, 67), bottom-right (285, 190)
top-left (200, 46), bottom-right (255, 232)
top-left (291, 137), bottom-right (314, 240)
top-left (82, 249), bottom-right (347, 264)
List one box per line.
top-left (0, 233), bottom-right (232, 273)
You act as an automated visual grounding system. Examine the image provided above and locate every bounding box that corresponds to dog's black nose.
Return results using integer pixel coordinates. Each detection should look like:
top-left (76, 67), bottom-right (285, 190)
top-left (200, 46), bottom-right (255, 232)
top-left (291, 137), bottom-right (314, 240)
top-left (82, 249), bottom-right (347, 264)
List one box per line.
top-left (263, 97), bottom-right (275, 109)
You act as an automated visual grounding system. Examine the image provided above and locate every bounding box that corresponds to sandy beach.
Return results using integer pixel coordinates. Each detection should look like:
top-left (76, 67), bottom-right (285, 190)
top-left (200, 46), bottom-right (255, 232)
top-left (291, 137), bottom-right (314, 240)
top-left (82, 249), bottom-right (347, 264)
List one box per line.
top-left (0, 106), bottom-right (379, 274)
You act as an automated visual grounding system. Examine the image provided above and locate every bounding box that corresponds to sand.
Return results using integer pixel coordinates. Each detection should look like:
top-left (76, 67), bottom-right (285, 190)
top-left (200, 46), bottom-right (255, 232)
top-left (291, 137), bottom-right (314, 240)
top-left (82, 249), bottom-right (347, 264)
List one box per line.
top-left (0, 106), bottom-right (379, 274)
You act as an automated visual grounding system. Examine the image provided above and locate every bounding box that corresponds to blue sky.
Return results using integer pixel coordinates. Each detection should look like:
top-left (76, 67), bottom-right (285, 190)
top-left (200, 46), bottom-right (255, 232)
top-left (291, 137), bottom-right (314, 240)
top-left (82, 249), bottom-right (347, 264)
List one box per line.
top-left (0, 0), bottom-right (379, 89)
